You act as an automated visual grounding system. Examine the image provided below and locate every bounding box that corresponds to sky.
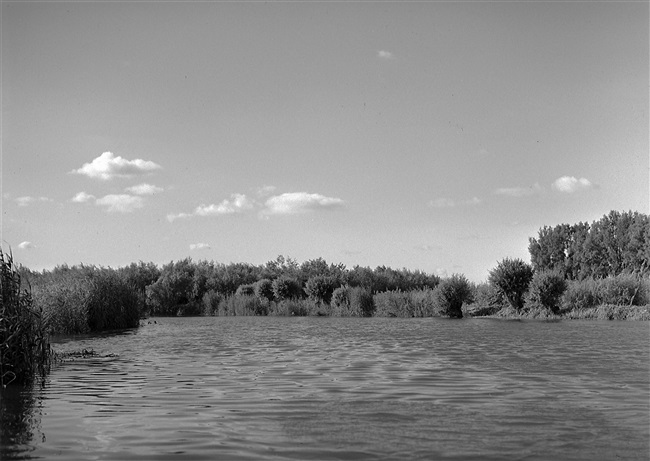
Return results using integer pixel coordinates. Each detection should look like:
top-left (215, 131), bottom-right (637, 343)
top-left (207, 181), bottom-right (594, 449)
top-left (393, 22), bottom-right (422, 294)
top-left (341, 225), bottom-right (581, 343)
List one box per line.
top-left (1, 1), bottom-right (648, 282)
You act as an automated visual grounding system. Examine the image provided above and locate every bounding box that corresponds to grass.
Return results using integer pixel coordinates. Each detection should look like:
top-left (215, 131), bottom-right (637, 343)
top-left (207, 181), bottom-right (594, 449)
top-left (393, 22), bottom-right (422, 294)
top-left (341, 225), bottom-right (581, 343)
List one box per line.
top-left (1, 250), bottom-right (51, 387)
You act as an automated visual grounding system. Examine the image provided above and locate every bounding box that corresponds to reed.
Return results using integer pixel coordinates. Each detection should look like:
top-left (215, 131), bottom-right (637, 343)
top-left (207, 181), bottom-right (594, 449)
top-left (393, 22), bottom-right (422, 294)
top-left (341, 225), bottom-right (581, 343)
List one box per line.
top-left (0, 250), bottom-right (50, 386)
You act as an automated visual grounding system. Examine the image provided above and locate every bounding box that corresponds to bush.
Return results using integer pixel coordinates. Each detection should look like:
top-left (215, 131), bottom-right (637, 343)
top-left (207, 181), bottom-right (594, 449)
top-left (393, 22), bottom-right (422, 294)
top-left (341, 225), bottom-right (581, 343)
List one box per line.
top-left (524, 271), bottom-right (567, 314)
top-left (218, 295), bottom-right (267, 316)
top-left (331, 286), bottom-right (375, 317)
top-left (561, 278), bottom-right (601, 311)
top-left (434, 274), bottom-right (473, 318)
top-left (268, 299), bottom-right (312, 316)
top-left (600, 274), bottom-right (648, 306)
top-left (304, 275), bottom-right (340, 305)
top-left (235, 284), bottom-right (256, 297)
top-left (201, 290), bottom-right (223, 316)
top-left (488, 258), bottom-right (534, 311)
top-left (271, 276), bottom-right (303, 301)
top-left (254, 279), bottom-right (274, 302)
top-left (466, 282), bottom-right (507, 316)
top-left (86, 270), bottom-right (141, 330)
top-left (373, 290), bottom-right (435, 317)
top-left (1, 250), bottom-right (50, 386)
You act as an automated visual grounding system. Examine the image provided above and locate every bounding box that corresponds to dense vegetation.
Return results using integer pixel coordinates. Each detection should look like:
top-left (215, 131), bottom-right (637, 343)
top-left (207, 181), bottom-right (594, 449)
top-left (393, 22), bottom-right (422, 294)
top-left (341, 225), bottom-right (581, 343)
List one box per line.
top-left (7, 209), bottom-right (649, 341)
top-left (1, 251), bottom-right (50, 387)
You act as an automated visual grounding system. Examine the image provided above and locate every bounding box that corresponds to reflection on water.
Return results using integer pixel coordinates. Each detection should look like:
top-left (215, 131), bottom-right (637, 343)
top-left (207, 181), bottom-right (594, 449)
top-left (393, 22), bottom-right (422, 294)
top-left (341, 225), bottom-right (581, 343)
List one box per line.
top-left (1, 317), bottom-right (649, 460)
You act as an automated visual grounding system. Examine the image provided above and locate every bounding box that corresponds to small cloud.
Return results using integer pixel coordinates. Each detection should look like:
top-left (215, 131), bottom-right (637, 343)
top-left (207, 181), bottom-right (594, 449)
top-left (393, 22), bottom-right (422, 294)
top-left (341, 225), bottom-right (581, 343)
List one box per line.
top-left (552, 176), bottom-right (593, 193)
top-left (465, 197), bottom-right (482, 206)
top-left (72, 191), bottom-right (96, 203)
top-left (377, 50), bottom-right (394, 59)
top-left (190, 243), bottom-right (211, 251)
top-left (95, 194), bottom-right (144, 213)
top-left (18, 241), bottom-right (35, 250)
top-left (263, 192), bottom-right (344, 216)
top-left (16, 196), bottom-right (52, 206)
top-left (495, 183), bottom-right (542, 197)
top-left (195, 194), bottom-right (254, 216)
top-left (167, 212), bottom-right (191, 222)
top-left (126, 183), bottom-right (163, 195)
top-left (257, 185), bottom-right (277, 197)
top-left (71, 151), bottom-right (161, 180)
top-left (430, 198), bottom-right (456, 208)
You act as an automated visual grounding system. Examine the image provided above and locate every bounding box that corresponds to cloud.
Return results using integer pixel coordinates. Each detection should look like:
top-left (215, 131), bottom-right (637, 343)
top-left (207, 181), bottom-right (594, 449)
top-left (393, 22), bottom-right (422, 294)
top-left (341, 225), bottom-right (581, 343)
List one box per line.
top-left (257, 185), bottom-right (277, 197)
top-left (263, 192), bottom-right (344, 215)
top-left (189, 243), bottom-right (211, 251)
top-left (126, 183), bottom-right (164, 195)
top-left (494, 183), bottom-right (542, 197)
top-left (71, 151), bottom-right (161, 180)
top-left (16, 196), bottom-right (52, 206)
top-left (195, 194), bottom-right (254, 216)
top-left (71, 191), bottom-right (96, 203)
top-left (95, 194), bottom-right (144, 213)
top-left (377, 50), bottom-right (394, 59)
top-left (552, 176), bottom-right (593, 193)
top-left (167, 193), bottom-right (254, 222)
top-left (18, 241), bottom-right (35, 250)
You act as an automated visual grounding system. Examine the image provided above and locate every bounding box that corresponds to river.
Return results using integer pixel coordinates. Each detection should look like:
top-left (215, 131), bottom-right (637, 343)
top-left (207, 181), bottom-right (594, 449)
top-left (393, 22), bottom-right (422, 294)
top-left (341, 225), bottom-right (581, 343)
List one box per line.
top-left (1, 317), bottom-right (648, 460)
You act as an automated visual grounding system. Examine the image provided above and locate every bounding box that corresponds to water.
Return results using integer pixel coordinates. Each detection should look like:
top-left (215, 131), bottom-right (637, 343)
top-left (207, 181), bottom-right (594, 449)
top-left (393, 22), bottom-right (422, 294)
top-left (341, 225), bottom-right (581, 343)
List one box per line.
top-left (2, 317), bottom-right (649, 460)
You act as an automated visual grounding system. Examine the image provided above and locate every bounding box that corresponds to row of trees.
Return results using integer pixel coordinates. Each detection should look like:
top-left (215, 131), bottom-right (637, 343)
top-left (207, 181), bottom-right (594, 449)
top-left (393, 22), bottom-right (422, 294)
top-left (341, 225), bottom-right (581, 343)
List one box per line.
top-left (528, 210), bottom-right (649, 280)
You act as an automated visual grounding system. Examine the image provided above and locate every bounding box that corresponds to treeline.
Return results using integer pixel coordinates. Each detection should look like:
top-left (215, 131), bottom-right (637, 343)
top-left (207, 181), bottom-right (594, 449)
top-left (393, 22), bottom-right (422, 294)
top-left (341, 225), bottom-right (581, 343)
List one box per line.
top-left (529, 210), bottom-right (649, 280)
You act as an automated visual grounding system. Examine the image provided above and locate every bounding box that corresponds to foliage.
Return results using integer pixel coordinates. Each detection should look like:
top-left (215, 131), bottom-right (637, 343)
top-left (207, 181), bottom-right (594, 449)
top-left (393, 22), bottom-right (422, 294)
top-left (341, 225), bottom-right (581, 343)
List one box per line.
top-left (433, 274), bottom-right (473, 318)
top-left (330, 286), bottom-right (375, 317)
top-left (529, 211), bottom-right (649, 279)
top-left (488, 258), bottom-right (534, 311)
top-left (218, 295), bottom-right (268, 316)
top-left (465, 282), bottom-right (507, 316)
top-left (373, 289), bottom-right (437, 318)
top-left (561, 274), bottom-right (649, 311)
top-left (524, 271), bottom-right (567, 314)
top-left (235, 284), bottom-right (256, 296)
top-left (271, 276), bottom-right (304, 301)
top-left (304, 275), bottom-right (340, 305)
top-left (201, 290), bottom-right (223, 316)
top-left (254, 279), bottom-right (274, 302)
top-left (561, 278), bottom-right (601, 311)
top-left (1, 250), bottom-right (51, 386)
top-left (268, 299), bottom-right (313, 316)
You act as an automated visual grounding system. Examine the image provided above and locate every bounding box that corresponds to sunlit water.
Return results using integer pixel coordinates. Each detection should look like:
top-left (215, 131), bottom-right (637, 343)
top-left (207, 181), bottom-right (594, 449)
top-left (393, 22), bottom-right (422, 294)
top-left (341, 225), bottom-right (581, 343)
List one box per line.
top-left (1, 317), bottom-right (648, 460)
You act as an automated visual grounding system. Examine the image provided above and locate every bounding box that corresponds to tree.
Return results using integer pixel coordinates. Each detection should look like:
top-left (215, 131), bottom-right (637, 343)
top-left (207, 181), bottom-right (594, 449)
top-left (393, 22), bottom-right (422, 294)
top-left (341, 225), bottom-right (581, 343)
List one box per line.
top-left (488, 258), bottom-right (534, 311)
top-left (434, 274), bottom-right (473, 318)
top-left (304, 275), bottom-right (340, 305)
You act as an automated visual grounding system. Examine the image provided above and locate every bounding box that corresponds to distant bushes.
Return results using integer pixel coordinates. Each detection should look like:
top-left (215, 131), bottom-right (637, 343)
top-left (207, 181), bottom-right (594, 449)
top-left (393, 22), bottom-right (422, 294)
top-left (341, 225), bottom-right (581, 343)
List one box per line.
top-left (488, 258), bottom-right (534, 311)
top-left (374, 289), bottom-right (436, 318)
top-left (331, 286), bottom-right (375, 317)
top-left (31, 267), bottom-right (141, 334)
top-left (434, 274), bottom-right (473, 318)
top-left (1, 250), bottom-right (50, 386)
top-left (524, 271), bottom-right (567, 314)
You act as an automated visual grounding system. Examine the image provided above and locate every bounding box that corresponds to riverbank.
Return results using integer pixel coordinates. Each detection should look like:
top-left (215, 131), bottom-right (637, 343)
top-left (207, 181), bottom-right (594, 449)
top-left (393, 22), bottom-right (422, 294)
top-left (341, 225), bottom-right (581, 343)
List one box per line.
top-left (467, 304), bottom-right (650, 321)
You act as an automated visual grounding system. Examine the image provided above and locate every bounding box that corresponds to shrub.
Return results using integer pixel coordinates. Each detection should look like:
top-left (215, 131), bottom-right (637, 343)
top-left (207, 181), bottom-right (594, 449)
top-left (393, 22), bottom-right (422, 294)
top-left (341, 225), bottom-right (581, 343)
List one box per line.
top-left (201, 290), bottom-right (223, 316)
top-left (524, 271), bottom-right (567, 314)
top-left (331, 286), bottom-right (375, 317)
top-left (434, 274), bottom-right (473, 318)
top-left (600, 274), bottom-right (648, 306)
top-left (1, 250), bottom-right (51, 386)
top-left (561, 278), bottom-right (601, 311)
top-left (271, 276), bottom-right (303, 301)
top-left (218, 295), bottom-right (267, 316)
top-left (268, 299), bottom-right (312, 316)
top-left (254, 279), bottom-right (274, 302)
top-left (304, 275), bottom-right (340, 305)
top-left (86, 270), bottom-right (141, 329)
top-left (373, 290), bottom-right (433, 317)
top-left (488, 258), bottom-right (534, 311)
top-left (466, 282), bottom-right (507, 316)
top-left (235, 284), bottom-right (256, 297)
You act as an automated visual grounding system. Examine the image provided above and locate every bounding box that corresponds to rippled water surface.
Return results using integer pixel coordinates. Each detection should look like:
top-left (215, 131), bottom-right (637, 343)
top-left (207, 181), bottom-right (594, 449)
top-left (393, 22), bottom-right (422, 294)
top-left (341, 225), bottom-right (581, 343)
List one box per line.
top-left (2, 317), bottom-right (649, 460)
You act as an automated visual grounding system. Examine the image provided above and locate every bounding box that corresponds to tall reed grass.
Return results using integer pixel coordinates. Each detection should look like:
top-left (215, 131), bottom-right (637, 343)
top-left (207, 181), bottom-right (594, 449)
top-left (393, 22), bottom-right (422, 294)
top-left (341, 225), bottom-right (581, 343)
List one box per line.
top-left (1, 250), bottom-right (50, 386)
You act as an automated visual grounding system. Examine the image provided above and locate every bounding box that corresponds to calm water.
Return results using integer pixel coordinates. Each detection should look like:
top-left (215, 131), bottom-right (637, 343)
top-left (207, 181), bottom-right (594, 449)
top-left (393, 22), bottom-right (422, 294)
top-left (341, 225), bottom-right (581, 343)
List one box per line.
top-left (1, 317), bottom-right (649, 460)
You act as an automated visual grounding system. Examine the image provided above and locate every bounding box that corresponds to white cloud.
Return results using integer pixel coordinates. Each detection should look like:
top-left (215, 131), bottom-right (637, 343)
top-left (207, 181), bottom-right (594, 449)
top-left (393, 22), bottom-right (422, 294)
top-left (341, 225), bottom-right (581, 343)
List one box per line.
top-left (125, 183), bottom-right (164, 195)
top-left (195, 194), bottom-right (254, 216)
top-left (495, 183), bottom-right (542, 197)
top-left (377, 50), bottom-right (394, 59)
top-left (95, 194), bottom-right (144, 213)
top-left (71, 151), bottom-right (161, 180)
top-left (189, 243), bottom-right (211, 251)
top-left (18, 241), bottom-right (35, 250)
top-left (257, 185), bottom-right (277, 197)
top-left (263, 192), bottom-right (344, 215)
top-left (166, 212), bottom-right (191, 222)
top-left (16, 196), bottom-right (52, 206)
top-left (552, 176), bottom-right (593, 193)
top-left (72, 191), bottom-right (96, 203)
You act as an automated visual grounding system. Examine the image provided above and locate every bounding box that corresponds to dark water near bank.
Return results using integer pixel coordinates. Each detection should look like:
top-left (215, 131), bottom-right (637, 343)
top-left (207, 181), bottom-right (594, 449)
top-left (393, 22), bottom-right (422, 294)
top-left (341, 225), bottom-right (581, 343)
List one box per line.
top-left (1, 317), bottom-right (649, 460)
